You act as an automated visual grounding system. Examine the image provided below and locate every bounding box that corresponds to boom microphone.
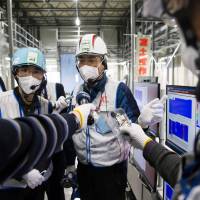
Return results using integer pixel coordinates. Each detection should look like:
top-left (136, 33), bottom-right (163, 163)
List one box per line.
top-left (30, 84), bottom-right (40, 90)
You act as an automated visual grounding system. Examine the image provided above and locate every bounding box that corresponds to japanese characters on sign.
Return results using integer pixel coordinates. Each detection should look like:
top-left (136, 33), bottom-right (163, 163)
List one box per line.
top-left (136, 35), bottom-right (151, 76)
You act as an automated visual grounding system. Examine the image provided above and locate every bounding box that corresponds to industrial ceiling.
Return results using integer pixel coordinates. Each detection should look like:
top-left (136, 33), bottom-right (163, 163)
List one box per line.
top-left (8, 0), bottom-right (130, 27)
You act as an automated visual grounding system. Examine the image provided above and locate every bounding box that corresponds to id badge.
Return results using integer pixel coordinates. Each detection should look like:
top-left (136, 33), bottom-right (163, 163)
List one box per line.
top-left (95, 115), bottom-right (112, 135)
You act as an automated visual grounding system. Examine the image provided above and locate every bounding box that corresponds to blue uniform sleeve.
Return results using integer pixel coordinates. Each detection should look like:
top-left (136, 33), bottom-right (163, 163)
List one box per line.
top-left (116, 82), bottom-right (140, 123)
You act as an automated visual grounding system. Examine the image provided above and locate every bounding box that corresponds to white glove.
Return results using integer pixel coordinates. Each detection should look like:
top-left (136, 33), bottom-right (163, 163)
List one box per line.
top-left (54, 96), bottom-right (68, 113)
top-left (72, 103), bottom-right (96, 129)
top-left (138, 96), bottom-right (167, 128)
top-left (22, 169), bottom-right (45, 189)
top-left (120, 123), bottom-right (152, 150)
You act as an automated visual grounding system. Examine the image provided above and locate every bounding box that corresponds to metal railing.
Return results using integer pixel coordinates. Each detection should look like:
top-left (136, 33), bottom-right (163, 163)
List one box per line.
top-left (0, 21), bottom-right (40, 48)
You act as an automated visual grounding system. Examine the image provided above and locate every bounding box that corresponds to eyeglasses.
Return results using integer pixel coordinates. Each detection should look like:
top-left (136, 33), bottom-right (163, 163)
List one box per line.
top-left (77, 56), bottom-right (103, 68)
top-left (16, 66), bottom-right (44, 80)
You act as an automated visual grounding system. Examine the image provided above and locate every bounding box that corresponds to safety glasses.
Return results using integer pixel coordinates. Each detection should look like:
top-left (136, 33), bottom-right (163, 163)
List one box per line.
top-left (76, 55), bottom-right (103, 68)
top-left (16, 66), bottom-right (44, 80)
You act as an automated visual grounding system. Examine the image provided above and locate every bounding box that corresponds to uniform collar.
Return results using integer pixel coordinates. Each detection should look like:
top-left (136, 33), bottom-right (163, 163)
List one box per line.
top-left (14, 87), bottom-right (41, 116)
top-left (83, 73), bottom-right (107, 102)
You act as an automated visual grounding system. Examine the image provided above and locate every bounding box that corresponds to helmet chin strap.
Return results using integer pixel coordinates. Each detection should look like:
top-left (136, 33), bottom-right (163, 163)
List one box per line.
top-left (35, 75), bottom-right (47, 96)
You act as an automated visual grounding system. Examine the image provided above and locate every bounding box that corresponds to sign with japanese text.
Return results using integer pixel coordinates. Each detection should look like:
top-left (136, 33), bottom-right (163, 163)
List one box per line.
top-left (136, 35), bottom-right (152, 76)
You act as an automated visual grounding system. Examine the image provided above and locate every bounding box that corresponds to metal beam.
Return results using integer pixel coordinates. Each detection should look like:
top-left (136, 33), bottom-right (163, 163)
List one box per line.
top-left (18, 16), bottom-right (128, 19)
top-left (25, 21), bottom-right (123, 26)
top-left (58, 25), bottom-right (123, 29)
top-left (23, 20), bottom-right (123, 24)
top-left (14, 8), bottom-right (127, 11)
top-left (130, 0), bottom-right (135, 91)
top-left (15, 0), bottom-right (130, 2)
top-left (7, 0), bottom-right (15, 88)
top-left (135, 18), bottom-right (163, 23)
top-left (98, 0), bottom-right (107, 25)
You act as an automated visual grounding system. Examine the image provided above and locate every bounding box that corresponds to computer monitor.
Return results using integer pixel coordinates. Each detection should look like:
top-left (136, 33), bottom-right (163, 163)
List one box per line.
top-left (166, 85), bottom-right (197, 154)
top-left (196, 102), bottom-right (200, 134)
top-left (130, 148), bottom-right (157, 192)
top-left (134, 82), bottom-right (160, 136)
top-left (131, 83), bottom-right (159, 192)
top-left (163, 181), bottom-right (174, 200)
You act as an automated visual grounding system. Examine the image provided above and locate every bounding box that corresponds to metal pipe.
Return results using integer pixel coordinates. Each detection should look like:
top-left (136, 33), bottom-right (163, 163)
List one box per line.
top-left (7, 0), bottom-right (14, 89)
top-left (130, 0), bottom-right (135, 91)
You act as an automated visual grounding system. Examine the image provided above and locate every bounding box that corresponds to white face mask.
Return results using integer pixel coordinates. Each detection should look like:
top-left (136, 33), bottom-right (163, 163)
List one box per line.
top-left (79, 65), bottom-right (99, 81)
top-left (18, 76), bottom-right (42, 94)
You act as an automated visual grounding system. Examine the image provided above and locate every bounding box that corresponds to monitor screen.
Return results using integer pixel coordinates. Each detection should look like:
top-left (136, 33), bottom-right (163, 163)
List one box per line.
top-left (163, 181), bottom-right (174, 200)
top-left (130, 148), bottom-right (157, 192)
top-left (196, 102), bottom-right (200, 134)
top-left (134, 82), bottom-right (160, 136)
top-left (166, 85), bottom-right (197, 153)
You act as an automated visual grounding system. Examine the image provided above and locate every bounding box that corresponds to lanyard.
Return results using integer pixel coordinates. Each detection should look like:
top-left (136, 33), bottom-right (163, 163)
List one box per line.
top-left (95, 93), bottom-right (103, 112)
top-left (13, 91), bottom-right (40, 117)
top-left (95, 91), bottom-right (108, 115)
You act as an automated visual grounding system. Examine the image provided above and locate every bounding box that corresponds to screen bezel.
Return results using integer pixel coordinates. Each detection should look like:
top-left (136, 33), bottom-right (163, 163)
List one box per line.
top-left (166, 85), bottom-right (196, 154)
top-left (134, 82), bottom-right (160, 137)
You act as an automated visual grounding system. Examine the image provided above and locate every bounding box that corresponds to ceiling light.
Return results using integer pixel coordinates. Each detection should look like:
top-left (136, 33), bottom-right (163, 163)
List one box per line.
top-left (75, 17), bottom-right (80, 26)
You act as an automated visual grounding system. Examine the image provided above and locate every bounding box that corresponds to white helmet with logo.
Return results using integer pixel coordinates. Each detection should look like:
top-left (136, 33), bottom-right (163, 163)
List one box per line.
top-left (76, 34), bottom-right (107, 57)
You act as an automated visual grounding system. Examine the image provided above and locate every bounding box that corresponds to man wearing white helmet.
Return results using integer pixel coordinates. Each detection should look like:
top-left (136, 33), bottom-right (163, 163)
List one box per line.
top-left (0, 47), bottom-right (68, 200)
top-left (73, 34), bottom-right (165, 200)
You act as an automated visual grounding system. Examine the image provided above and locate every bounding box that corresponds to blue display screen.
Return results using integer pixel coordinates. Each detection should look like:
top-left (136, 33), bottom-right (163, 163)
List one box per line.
top-left (166, 86), bottom-right (196, 153)
top-left (164, 182), bottom-right (174, 200)
top-left (169, 98), bottom-right (192, 119)
top-left (169, 119), bottom-right (188, 142)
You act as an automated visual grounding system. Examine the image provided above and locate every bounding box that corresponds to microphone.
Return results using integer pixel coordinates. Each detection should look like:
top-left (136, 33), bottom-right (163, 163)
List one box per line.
top-left (76, 91), bottom-right (91, 105)
top-left (30, 84), bottom-right (40, 90)
top-left (76, 91), bottom-right (94, 125)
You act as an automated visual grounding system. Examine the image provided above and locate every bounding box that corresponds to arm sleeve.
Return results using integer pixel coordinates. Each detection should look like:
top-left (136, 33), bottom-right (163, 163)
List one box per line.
top-left (62, 112), bottom-right (77, 166)
top-left (143, 141), bottom-right (181, 188)
top-left (116, 82), bottom-right (140, 123)
top-left (61, 113), bottom-right (79, 137)
top-left (63, 134), bottom-right (76, 166)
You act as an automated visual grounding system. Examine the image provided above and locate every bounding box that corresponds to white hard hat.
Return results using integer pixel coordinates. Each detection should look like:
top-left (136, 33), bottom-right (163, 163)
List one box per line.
top-left (76, 34), bottom-right (107, 57)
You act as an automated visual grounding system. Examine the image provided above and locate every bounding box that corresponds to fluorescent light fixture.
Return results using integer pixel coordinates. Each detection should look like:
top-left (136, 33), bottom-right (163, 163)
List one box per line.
top-left (75, 17), bottom-right (80, 26)
top-left (5, 57), bottom-right (10, 61)
top-left (58, 39), bottom-right (79, 42)
top-left (75, 74), bottom-right (79, 82)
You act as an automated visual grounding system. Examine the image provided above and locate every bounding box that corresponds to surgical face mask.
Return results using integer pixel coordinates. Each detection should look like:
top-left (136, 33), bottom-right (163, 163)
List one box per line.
top-left (18, 76), bottom-right (42, 94)
top-left (78, 57), bottom-right (105, 82)
top-left (79, 65), bottom-right (99, 81)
